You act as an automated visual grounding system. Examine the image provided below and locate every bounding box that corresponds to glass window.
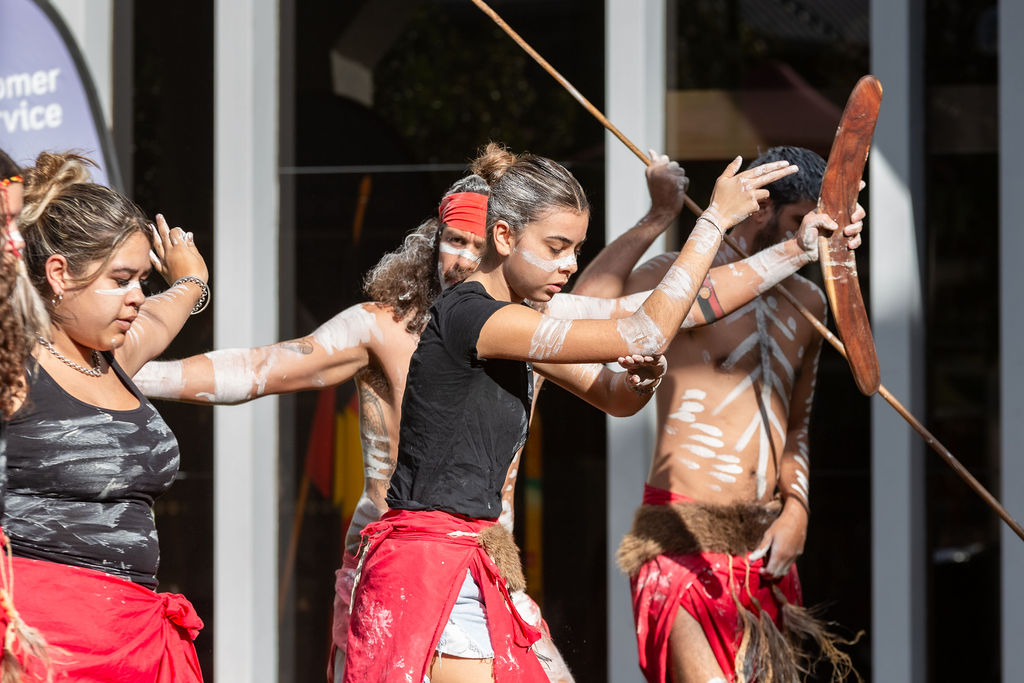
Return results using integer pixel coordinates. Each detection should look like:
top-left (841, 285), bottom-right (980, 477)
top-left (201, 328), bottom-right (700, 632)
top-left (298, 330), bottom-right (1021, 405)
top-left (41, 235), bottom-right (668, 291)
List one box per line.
top-left (924, 1), bottom-right (1000, 679)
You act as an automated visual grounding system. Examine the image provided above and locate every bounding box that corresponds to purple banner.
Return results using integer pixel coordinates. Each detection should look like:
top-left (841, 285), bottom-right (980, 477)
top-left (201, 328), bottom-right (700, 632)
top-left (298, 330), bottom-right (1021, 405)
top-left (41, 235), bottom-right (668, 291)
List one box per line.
top-left (0, 0), bottom-right (118, 186)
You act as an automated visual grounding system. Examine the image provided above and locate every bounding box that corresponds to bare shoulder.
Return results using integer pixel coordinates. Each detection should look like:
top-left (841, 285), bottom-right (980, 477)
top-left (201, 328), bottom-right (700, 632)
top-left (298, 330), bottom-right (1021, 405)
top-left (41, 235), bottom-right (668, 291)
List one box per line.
top-left (362, 302), bottom-right (420, 350)
top-left (783, 273), bottom-right (828, 318)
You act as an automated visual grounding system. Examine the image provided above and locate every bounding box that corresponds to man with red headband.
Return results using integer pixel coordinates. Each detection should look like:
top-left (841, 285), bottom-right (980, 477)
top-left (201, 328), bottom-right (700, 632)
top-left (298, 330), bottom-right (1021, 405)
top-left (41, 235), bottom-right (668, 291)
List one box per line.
top-left (134, 155), bottom-right (690, 682)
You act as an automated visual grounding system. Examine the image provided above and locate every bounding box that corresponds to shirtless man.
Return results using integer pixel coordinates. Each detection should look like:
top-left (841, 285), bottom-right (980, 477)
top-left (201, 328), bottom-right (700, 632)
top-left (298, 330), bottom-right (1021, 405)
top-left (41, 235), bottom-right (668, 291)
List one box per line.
top-left (134, 154), bottom-right (691, 683)
top-left (615, 146), bottom-right (863, 683)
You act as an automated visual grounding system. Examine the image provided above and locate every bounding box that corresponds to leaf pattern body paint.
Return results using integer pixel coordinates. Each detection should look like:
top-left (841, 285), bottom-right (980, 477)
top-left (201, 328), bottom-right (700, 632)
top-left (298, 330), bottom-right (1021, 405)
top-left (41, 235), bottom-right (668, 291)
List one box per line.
top-left (648, 266), bottom-right (824, 509)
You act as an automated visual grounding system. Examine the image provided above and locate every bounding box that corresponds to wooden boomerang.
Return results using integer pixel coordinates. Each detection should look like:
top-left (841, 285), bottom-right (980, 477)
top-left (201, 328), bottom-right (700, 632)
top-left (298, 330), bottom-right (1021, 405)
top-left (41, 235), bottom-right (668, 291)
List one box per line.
top-left (818, 76), bottom-right (883, 395)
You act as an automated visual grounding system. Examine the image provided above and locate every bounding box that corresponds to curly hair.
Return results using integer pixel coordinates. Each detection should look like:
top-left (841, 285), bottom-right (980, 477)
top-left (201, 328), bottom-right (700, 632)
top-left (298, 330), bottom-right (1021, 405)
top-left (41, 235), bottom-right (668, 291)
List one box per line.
top-left (1, 149), bottom-right (29, 417)
top-left (469, 141), bottom-right (588, 240)
top-left (362, 218), bottom-right (440, 335)
top-left (363, 173), bottom-right (491, 334)
top-left (748, 146), bottom-right (827, 207)
top-left (0, 254), bottom-right (26, 418)
top-left (20, 152), bottom-right (152, 327)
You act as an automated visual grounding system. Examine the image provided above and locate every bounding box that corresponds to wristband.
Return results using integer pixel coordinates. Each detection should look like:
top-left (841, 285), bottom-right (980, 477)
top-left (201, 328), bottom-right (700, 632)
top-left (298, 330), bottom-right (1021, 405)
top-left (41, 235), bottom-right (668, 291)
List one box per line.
top-left (172, 275), bottom-right (210, 315)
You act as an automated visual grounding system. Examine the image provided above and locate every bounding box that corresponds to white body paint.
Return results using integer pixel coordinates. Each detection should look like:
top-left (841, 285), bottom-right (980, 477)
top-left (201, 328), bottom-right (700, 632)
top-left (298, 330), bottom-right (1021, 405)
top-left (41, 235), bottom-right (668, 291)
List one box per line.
top-left (616, 309), bottom-right (666, 355)
top-left (545, 290), bottom-right (649, 320)
top-left (134, 360), bottom-right (186, 399)
top-left (654, 270), bottom-right (822, 504)
top-left (687, 219), bottom-right (721, 256)
top-left (746, 242), bottom-right (811, 295)
top-left (312, 304), bottom-right (383, 355)
top-left (207, 348), bottom-right (260, 403)
top-left (656, 265), bottom-right (695, 302)
top-left (528, 317), bottom-right (572, 360)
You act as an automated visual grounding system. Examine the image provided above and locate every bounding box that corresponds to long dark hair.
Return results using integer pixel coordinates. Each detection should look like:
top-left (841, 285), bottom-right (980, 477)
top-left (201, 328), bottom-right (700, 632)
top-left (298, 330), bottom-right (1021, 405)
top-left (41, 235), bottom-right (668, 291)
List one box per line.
top-left (1, 148), bottom-right (29, 416)
top-left (363, 173), bottom-right (490, 334)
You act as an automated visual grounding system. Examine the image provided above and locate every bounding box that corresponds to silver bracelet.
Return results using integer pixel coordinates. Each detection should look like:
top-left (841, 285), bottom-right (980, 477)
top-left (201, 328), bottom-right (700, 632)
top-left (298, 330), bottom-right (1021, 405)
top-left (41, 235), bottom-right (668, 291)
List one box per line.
top-left (172, 275), bottom-right (211, 315)
top-left (629, 376), bottom-right (662, 397)
top-left (698, 212), bottom-right (723, 238)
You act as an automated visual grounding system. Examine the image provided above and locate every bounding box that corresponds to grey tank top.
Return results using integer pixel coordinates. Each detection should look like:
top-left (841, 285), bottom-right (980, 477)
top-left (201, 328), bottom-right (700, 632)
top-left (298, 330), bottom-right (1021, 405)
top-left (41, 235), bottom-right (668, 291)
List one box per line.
top-left (3, 353), bottom-right (179, 589)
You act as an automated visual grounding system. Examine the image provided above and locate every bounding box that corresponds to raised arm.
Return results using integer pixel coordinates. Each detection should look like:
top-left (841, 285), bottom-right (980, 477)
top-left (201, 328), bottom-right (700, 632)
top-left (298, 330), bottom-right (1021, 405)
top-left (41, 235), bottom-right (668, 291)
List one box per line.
top-left (571, 151), bottom-right (688, 298)
top-left (622, 204), bottom-right (864, 327)
top-left (115, 215), bottom-right (209, 375)
top-left (477, 159), bottom-right (798, 371)
top-left (134, 303), bottom-right (381, 403)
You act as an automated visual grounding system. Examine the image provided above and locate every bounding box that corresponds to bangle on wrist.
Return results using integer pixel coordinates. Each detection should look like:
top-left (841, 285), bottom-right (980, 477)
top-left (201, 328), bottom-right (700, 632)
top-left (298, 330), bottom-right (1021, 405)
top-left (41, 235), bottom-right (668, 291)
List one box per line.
top-left (172, 275), bottom-right (210, 315)
top-left (629, 376), bottom-right (662, 397)
top-left (698, 212), bottom-right (723, 238)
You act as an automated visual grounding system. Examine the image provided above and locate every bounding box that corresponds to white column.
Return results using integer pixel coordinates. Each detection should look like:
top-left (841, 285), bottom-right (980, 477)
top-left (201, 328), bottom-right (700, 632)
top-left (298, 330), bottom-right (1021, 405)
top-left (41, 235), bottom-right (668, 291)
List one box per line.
top-left (214, 2), bottom-right (279, 682)
top-left (1000, 3), bottom-right (1024, 681)
top-left (870, 0), bottom-right (926, 680)
top-left (48, 0), bottom-right (113, 126)
top-left (605, 1), bottom-right (665, 680)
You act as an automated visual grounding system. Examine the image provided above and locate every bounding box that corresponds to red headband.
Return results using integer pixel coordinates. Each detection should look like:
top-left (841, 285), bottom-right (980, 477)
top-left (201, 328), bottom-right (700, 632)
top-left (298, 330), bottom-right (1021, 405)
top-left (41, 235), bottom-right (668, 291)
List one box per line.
top-left (1, 174), bottom-right (23, 187)
top-left (438, 192), bottom-right (488, 237)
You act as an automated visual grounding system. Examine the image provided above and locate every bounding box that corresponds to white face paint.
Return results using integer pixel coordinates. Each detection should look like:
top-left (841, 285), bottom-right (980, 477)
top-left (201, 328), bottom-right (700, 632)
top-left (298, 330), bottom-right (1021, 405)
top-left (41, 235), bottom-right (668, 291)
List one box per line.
top-left (94, 280), bottom-right (143, 296)
top-left (516, 245), bottom-right (577, 274)
top-left (439, 242), bottom-right (482, 264)
top-left (528, 317), bottom-right (572, 360)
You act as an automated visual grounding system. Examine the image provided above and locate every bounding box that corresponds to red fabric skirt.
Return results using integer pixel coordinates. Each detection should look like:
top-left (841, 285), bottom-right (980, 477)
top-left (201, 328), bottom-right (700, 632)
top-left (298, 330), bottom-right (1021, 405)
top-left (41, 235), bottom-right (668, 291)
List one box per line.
top-left (631, 549), bottom-right (801, 682)
top-left (327, 550), bottom-right (359, 682)
top-left (1, 556), bottom-right (204, 682)
top-left (342, 509), bottom-right (546, 682)
top-left (628, 486), bottom-right (801, 682)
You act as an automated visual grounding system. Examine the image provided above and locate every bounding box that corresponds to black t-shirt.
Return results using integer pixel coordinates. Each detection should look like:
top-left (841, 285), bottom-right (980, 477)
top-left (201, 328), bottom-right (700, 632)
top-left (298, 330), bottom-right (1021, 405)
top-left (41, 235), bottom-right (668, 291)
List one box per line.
top-left (387, 281), bottom-right (533, 519)
top-left (3, 354), bottom-right (179, 589)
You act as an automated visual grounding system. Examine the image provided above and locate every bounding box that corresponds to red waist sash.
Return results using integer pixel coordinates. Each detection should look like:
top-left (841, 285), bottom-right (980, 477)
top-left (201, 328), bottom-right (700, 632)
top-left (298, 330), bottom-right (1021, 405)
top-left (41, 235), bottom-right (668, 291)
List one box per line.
top-left (2, 556), bottom-right (203, 682)
top-left (343, 509), bottom-right (545, 682)
top-left (643, 483), bottom-right (695, 505)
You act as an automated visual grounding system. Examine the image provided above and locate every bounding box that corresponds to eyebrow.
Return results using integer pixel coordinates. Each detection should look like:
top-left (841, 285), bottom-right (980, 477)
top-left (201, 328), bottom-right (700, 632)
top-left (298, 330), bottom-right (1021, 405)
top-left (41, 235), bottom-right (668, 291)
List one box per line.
top-left (109, 266), bottom-right (150, 277)
top-left (547, 235), bottom-right (586, 248)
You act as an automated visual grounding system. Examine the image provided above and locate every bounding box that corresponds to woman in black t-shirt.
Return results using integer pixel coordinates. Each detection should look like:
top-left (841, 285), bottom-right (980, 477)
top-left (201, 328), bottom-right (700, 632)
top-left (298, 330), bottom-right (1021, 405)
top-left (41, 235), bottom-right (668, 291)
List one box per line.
top-left (1, 152), bottom-right (210, 681)
top-left (344, 143), bottom-right (798, 683)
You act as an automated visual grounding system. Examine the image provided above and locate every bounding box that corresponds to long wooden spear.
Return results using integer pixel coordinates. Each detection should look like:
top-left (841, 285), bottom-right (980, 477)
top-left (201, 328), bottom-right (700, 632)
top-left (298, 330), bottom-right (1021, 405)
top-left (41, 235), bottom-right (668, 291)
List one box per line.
top-left (471, 0), bottom-right (1024, 542)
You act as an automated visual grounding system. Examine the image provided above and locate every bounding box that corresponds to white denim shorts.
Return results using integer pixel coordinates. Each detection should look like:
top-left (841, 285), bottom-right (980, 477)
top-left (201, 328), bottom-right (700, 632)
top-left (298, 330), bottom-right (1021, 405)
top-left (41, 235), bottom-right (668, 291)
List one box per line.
top-left (435, 569), bottom-right (494, 659)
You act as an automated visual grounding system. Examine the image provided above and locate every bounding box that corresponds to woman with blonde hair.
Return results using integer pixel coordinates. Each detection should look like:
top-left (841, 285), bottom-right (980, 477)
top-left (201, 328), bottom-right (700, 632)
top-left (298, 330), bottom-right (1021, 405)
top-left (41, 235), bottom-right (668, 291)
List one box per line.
top-left (2, 151), bottom-right (210, 682)
top-left (342, 143), bottom-right (798, 682)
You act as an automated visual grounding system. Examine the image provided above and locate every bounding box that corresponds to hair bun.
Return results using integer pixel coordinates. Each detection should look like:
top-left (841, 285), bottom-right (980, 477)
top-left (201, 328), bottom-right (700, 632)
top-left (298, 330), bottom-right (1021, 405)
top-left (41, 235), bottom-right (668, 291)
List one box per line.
top-left (21, 152), bottom-right (95, 222)
top-left (469, 142), bottom-right (518, 186)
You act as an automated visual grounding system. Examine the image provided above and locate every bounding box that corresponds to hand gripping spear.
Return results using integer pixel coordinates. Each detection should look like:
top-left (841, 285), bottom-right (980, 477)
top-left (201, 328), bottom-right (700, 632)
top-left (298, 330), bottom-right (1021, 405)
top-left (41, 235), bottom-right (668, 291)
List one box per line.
top-left (470, 0), bottom-right (1024, 542)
